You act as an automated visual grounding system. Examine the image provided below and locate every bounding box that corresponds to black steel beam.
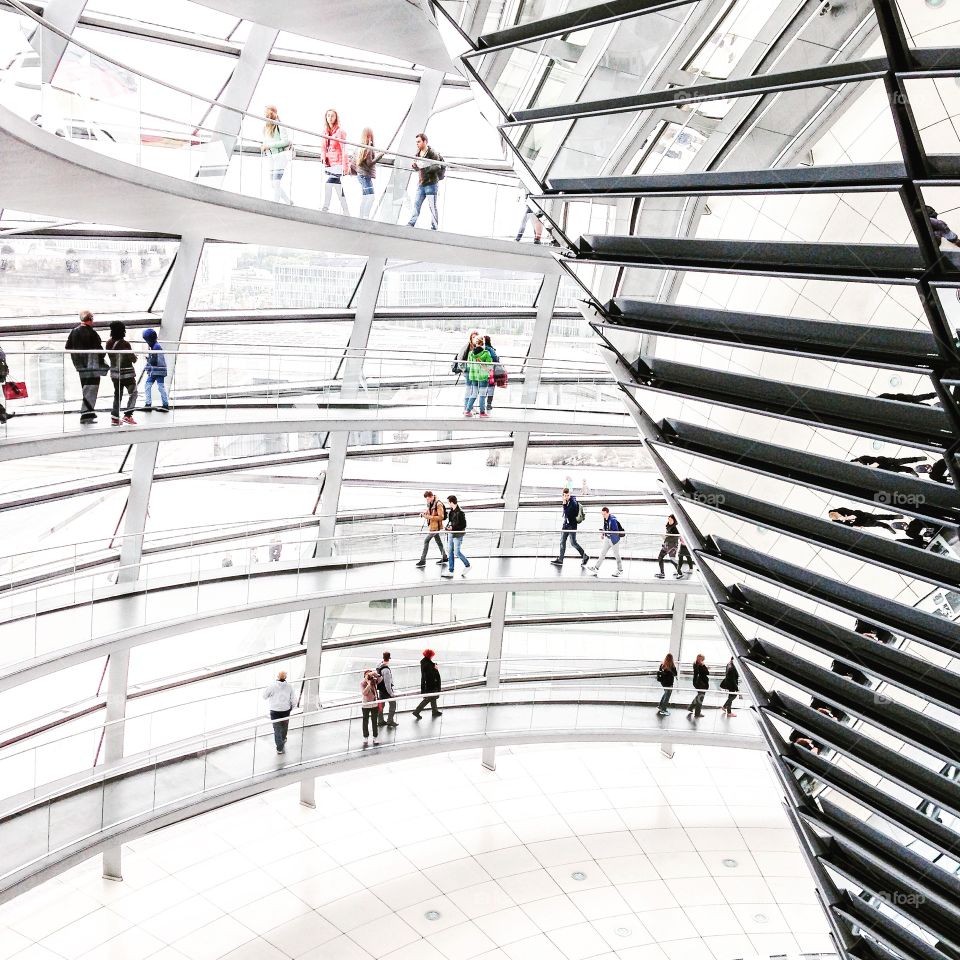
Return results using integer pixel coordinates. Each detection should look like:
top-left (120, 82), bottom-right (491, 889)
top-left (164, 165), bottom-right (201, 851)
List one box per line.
top-left (599, 298), bottom-right (940, 369)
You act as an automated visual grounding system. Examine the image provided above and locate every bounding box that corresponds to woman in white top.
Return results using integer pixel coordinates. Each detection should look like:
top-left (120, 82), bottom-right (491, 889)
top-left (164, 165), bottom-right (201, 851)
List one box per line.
top-left (262, 104), bottom-right (293, 204)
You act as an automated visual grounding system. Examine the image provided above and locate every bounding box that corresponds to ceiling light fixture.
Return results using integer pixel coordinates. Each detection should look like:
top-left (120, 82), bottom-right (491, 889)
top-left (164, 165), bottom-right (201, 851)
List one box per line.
top-left (722, 858), bottom-right (739, 868)
top-left (571, 871), bottom-right (587, 881)
top-left (753, 913), bottom-right (769, 924)
top-left (425, 910), bottom-right (441, 921)
top-left (615, 927), bottom-right (632, 937)
top-left (925, 0), bottom-right (946, 8)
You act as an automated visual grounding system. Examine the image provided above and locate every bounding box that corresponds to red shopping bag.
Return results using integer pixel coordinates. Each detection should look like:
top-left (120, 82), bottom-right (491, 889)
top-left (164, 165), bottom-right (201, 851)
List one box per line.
top-left (2, 382), bottom-right (27, 400)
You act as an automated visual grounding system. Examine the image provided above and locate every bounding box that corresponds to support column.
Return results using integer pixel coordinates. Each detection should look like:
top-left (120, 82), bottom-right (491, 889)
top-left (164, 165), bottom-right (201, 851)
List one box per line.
top-left (381, 69), bottom-right (445, 223)
top-left (101, 234), bottom-right (203, 882)
top-left (299, 607), bottom-right (324, 808)
top-left (30, 0), bottom-right (85, 84)
top-left (498, 431), bottom-right (529, 553)
top-left (522, 273), bottom-right (560, 405)
top-left (660, 592), bottom-right (687, 760)
top-left (315, 433), bottom-right (348, 556)
top-left (481, 592), bottom-right (508, 771)
top-left (341, 257), bottom-right (386, 399)
top-left (195, 24), bottom-right (279, 186)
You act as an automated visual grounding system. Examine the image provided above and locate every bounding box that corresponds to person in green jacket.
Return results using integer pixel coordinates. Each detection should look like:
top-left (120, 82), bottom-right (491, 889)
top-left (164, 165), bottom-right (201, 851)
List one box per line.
top-left (462, 330), bottom-right (493, 418)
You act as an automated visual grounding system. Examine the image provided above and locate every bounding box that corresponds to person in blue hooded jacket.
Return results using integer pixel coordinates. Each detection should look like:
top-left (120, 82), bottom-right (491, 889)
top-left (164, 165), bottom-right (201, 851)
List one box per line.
top-left (141, 328), bottom-right (169, 411)
top-left (589, 507), bottom-right (624, 577)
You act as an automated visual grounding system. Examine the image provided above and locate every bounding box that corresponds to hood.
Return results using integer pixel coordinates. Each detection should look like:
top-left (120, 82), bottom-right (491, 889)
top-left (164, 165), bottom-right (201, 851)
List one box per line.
top-left (142, 328), bottom-right (158, 346)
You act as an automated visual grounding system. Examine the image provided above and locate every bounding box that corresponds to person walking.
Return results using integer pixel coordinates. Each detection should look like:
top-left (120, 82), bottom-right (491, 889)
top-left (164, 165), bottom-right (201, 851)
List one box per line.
top-left (925, 205), bottom-right (959, 247)
top-left (377, 651), bottom-right (398, 728)
top-left (442, 495), bottom-right (469, 578)
top-left (320, 108), bottom-right (350, 215)
top-left (416, 490), bottom-right (448, 567)
top-left (105, 321), bottom-right (138, 426)
top-left (361, 668), bottom-right (380, 744)
top-left (851, 454), bottom-right (926, 477)
top-left (515, 203), bottom-right (544, 243)
top-left (551, 487), bottom-right (589, 567)
top-left (675, 537), bottom-right (694, 577)
top-left (720, 657), bottom-right (739, 717)
top-left (828, 506), bottom-right (903, 534)
top-left (356, 127), bottom-right (382, 219)
top-left (263, 669), bottom-right (296, 754)
top-left (656, 652), bottom-right (678, 716)
top-left (483, 335), bottom-right (499, 412)
top-left (590, 507), bottom-right (624, 577)
top-left (687, 654), bottom-right (709, 719)
top-left (0, 344), bottom-right (13, 424)
top-left (413, 649), bottom-right (442, 719)
top-left (65, 309), bottom-right (106, 424)
top-left (655, 514), bottom-right (681, 579)
top-left (141, 328), bottom-right (169, 412)
top-left (262, 104), bottom-right (294, 204)
top-left (407, 132), bottom-right (442, 230)
top-left (463, 331), bottom-right (493, 418)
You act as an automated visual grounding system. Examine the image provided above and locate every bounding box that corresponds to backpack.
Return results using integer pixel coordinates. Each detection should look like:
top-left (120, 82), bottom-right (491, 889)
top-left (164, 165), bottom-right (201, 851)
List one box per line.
top-left (656, 667), bottom-right (665, 684)
top-left (435, 152), bottom-right (446, 180)
top-left (0, 355), bottom-right (8, 380)
top-left (375, 664), bottom-right (389, 697)
top-left (575, 501), bottom-right (585, 524)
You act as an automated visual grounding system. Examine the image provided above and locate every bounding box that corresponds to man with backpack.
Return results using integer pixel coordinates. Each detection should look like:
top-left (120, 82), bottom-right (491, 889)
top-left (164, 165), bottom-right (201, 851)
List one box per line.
top-left (551, 487), bottom-right (589, 568)
top-left (589, 507), bottom-right (624, 577)
top-left (416, 490), bottom-right (447, 567)
top-left (442, 494), bottom-right (469, 578)
top-left (407, 132), bottom-right (443, 230)
top-left (376, 651), bottom-right (398, 728)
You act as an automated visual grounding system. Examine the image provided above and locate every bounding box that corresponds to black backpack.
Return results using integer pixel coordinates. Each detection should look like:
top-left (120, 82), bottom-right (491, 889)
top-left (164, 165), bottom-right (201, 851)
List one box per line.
top-left (436, 152), bottom-right (446, 180)
top-left (375, 663), bottom-right (389, 698)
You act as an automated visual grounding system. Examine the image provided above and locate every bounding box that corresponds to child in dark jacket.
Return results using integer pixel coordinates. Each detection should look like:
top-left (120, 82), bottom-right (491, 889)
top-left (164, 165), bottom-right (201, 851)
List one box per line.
top-left (142, 328), bottom-right (169, 411)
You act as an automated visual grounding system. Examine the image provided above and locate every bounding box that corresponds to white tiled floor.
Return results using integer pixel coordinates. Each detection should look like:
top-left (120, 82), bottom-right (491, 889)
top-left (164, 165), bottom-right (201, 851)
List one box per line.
top-left (0, 744), bottom-right (832, 960)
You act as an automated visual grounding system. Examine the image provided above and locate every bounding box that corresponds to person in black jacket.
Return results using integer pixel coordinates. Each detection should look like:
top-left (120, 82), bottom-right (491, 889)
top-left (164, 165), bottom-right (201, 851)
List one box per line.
top-left (828, 507), bottom-right (902, 534)
top-left (720, 657), bottom-right (739, 717)
top-left (851, 454), bottom-right (926, 477)
top-left (412, 648), bottom-right (442, 719)
top-left (656, 515), bottom-right (679, 579)
top-left (64, 309), bottom-right (106, 423)
top-left (550, 487), bottom-right (589, 567)
top-left (442, 495), bottom-right (470, 578)
top-left (105, 320), bottom-right (138, 426)
top-left (656, 653), bottom-right (677, 716)
top-left (687, 654), bottom-right (709, 719)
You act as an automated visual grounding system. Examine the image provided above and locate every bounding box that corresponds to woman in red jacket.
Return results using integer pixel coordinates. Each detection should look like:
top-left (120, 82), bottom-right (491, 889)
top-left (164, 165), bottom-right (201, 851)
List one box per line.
top-left (320, 108), bottom-right (350, 215)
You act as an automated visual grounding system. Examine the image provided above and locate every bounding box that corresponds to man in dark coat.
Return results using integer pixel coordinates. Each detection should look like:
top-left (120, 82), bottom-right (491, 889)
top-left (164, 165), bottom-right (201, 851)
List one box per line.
top-left (412, 649), bottom-right (443, 719)
top-left (64, 310), bottom-right (105, 423)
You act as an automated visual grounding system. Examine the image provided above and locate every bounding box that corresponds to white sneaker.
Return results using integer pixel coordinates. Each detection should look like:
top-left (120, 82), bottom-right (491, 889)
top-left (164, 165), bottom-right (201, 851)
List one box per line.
top-left (362, 737), bottom-right (368, 743)
top-left (441, 570), bottom-right (453, 578)
top-left (373, 739), bottom-right (379, 745)
top-left (461, 571), bottom-right (468, 578)
top-left (613, 570), bottom-right (622, 577)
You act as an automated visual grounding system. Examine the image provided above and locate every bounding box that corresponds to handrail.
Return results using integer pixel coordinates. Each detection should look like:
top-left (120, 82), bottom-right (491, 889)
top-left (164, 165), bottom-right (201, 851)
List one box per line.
top-left (0, 660), bottom-right (705, 760)
top-left (3, 0), bottom-right (518, 182)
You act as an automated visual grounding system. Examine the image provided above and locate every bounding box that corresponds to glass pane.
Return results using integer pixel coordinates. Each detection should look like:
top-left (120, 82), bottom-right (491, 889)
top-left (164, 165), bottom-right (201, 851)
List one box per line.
top-left (377, 261), bottom-right (542, 307)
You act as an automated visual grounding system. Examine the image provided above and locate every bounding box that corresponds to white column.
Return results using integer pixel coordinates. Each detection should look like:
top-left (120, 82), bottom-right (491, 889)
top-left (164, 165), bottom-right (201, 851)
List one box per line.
top-left (522, 272), bottom-right (560, 405)
top-left (341, 257), bottom-right (386, 399)
top-left (195, 24), bottom-right (279, 187)
top-left (299, 608), bottom-right (324, 808)
top-left (481, 592), bottom-right (508, 771)
top-left (498, 431), bottom-right (529, 553)
top-left (381, 69), bottom-right (445, 223)
top-left (30, 0), bottom-right (85, 84)
top-left (315, 433), bottom-right (348, 556)
top-left (101, 234), bottom-right (203, 881)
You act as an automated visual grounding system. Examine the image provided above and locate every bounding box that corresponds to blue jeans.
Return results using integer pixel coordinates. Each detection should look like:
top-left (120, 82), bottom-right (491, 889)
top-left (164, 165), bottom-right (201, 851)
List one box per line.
top-left (408, 183), bottom-right (438, 229)
top-left (357, 174), bottom-right (374, 195)
top-left (448, 533), bottom-right (469, 572)
top-left (464, 382), bottom-right (486, 414)
top-left (145, 375), bottom-right (168, 407)
top-left (558, 530), bottom-right (586, 560)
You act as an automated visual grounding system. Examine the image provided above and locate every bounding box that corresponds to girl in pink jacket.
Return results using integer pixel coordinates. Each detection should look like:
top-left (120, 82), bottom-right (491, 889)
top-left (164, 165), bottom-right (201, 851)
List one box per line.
top-left (321, 108), bottom-right (350, 215)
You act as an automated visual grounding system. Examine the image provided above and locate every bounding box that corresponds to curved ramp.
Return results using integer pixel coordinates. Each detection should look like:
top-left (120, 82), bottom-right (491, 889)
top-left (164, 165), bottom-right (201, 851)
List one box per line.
top-left (0, 104), bottom-right (556, 274)
top-left (1, 556), bottom-right (705, 688)
top-left (0, 406), bottom-right (630, 461)
top-left (0, 683), bottom-right (761, 903)
top-left (193, 0), bottom-right (454, 71)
